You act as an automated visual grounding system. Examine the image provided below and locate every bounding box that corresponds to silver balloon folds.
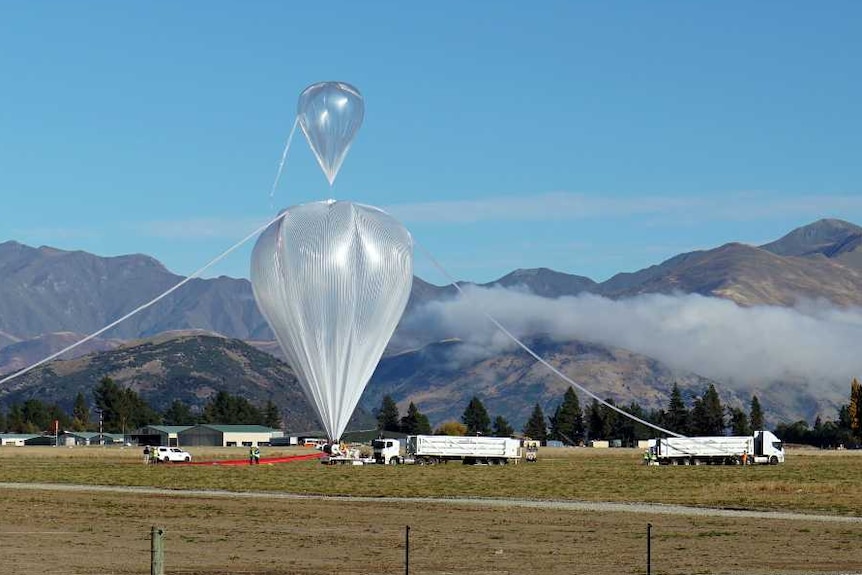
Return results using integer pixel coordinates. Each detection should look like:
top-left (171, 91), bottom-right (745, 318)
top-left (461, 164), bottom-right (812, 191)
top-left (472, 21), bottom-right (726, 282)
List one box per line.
top-left (251, 200), bottom-right (413, 441)
top-left (297, 82), bottom-right (364, 186)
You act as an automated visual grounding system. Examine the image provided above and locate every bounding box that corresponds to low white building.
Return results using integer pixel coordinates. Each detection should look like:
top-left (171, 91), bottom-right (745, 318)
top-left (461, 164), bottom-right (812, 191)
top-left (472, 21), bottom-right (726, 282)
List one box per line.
top-left (0, 434), bottom-right (38, 446)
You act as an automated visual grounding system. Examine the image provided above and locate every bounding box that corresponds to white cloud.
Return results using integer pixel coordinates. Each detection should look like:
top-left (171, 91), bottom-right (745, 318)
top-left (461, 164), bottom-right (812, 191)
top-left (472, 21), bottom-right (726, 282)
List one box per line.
top-left (404, 287), bottom-right (862, 398)
top-left (386, 191), bottom-right (862, 225)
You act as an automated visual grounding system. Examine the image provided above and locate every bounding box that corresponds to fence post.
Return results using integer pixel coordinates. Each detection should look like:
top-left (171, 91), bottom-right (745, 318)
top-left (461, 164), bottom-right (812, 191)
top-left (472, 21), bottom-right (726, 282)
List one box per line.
top-left (151, 526), bottom-right (166, 575)
top-left (646, 523), bottom-right (652, 575)
top-left (405, 525), bottom-right (410, 575)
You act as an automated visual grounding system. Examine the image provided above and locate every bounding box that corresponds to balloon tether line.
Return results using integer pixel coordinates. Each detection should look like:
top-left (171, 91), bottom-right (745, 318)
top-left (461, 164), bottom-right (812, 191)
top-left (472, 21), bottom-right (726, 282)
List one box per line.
top-left (415, 241), bottom-right (685, 440)
top-left (269, 116), bottom-right (299, 210)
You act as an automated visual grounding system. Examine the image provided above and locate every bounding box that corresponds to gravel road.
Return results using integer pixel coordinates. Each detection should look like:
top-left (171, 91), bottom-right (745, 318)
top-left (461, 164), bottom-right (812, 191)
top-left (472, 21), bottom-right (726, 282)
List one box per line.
top-left (3, 481), bottom-right (860, 524)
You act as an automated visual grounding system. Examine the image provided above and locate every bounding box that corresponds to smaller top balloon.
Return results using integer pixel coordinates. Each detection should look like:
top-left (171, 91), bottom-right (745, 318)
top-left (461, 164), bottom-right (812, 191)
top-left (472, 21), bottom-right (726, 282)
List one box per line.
top-left (297, 81), bottom-right (364, 186)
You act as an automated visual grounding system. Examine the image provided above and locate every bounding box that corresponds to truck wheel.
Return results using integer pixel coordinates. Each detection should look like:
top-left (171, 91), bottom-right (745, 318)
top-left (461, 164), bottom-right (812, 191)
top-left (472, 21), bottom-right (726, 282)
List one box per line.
top-left (769, 456), bottom-right (778, 465)
top-left (184, 456), bottom-right (190, 462)
top-left (391, 457), bottom-right (400, 466)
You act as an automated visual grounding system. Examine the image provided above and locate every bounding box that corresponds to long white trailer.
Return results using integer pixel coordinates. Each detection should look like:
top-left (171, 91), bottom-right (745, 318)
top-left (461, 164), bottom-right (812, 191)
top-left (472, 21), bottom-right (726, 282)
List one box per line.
top-left (406, 435), bottom-right (522, 465)
top-left (650, 430), bottom-right (784, 466)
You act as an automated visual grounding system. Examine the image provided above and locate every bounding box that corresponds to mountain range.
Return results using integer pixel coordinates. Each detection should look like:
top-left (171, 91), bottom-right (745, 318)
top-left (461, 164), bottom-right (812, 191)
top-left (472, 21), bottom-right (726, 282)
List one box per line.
top-left (1, 218), bottom-right (861, 431)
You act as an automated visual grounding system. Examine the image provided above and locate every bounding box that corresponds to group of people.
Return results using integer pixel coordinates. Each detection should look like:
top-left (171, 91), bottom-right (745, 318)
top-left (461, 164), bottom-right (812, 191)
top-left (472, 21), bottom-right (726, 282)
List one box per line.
top-left (142, 445), bottom-right (157, 465)
top-left (642, 449), bottom-right (658, 465)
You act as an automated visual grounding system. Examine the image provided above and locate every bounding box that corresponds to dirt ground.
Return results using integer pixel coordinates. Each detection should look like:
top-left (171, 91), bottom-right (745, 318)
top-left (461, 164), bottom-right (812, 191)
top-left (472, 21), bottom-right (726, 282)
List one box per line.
top-left (0, 485), bottom-right (860, 575)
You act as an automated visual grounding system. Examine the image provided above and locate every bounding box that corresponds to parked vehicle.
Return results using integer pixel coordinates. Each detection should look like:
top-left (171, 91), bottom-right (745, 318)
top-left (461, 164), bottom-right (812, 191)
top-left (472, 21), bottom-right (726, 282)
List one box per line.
top-left (371, 438), bottom-right (403, 465)
top-left (406, 435), bottom-right (522, 465)
top-left (154, 446), bottom-right (192, 463)
top-left (649, 430), bottom-right (784, 466)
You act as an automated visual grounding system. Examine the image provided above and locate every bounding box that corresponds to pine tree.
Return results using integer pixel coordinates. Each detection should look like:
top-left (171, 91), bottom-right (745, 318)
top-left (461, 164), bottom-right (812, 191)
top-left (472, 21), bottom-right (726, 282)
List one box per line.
top-left (618, 402), bottom-right (651, 444)
top-left (22, 399), bottom-right (50, 432)
top-left (849, 378), bottom-right (862, 438)
top-left (600, 398), bottom-right (618, 439)
top-left (703, 385), bottom-right (725, 434)
top-left (200, 391), bottom-right (261, 425)
top-left (548, 387), bottom-right (584, 445)
top-left (93, 376), bottom-right (159, 432)
top-left (461, 396), bottom-right (491, 436)
top-left (690, 385), bottom-right (724, 435)
top-left (400, 402), bottom-right (432, 435)
top-left (728, 406), bottom-right (751, 436)
top-left (689, 397), bottom-right (706, 435)
top-left (8, 404), bottom-right (25, 433)
top-left (263, 400), bottom-right (281, 429)
top-left (666, 383), bottom-right (689, 435)
top-left (586, 399), bottom-right (605, 441)
top-left (72, 392), bottom-right (90, 428)
top-left (377, 395), bottom-right (401, 433)
top-left (749, 395), bottom-right (764, 431)
top-left (492, 415), bottom-right (514, 437)
top-left (46, 403), bottom-right (70, 432)
top-left (523, 403), bottom-right (547, 442)
top-left (162, 400), bottom-right (194, 426)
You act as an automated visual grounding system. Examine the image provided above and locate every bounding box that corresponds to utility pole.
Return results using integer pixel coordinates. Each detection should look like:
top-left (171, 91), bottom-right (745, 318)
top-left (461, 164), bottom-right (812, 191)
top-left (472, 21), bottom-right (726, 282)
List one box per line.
top-left (95, 408), bottom-right (103, 445)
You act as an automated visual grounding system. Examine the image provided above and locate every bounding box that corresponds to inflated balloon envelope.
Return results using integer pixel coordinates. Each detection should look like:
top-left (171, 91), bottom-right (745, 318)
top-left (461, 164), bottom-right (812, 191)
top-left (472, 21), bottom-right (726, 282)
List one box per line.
top-left (251, 200), bottom-right (413, 441)
top-left (297, 81), bottom-right (364, 186)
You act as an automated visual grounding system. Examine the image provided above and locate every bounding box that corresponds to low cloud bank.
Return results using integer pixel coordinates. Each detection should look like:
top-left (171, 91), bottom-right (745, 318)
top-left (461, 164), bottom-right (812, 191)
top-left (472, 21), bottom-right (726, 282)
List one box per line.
top-left (403, 287), bottom-right (862, 396)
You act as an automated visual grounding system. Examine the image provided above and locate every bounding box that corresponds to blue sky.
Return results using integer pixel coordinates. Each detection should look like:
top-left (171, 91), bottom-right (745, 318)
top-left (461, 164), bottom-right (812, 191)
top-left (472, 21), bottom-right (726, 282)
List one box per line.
top-left (1, 2), bottom-right (861, 284)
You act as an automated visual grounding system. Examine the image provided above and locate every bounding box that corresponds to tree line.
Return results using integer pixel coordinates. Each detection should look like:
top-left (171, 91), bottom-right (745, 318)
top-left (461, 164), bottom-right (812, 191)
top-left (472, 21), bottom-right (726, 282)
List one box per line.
top-left (376, 394), bottom-right (515, 437)
top-left (378, 377), bottom-right (862, 449)
top-left (772, 377), bottom-right (862, 448)
top-left (376, 383), bottom-right (766, 446)
top-left (0, 377), bottom-right (281, 434)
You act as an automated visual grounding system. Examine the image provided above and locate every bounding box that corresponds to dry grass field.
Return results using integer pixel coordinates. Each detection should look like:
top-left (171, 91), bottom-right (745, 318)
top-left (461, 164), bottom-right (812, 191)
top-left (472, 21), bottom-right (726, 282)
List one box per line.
top-left (0, 445), bottom-right (860, 574)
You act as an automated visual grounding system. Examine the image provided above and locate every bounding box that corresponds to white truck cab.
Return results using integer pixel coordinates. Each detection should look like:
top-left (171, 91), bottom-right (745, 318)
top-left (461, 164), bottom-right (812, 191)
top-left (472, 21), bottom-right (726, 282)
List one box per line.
top-left (753, 430), bottom-right (784, 464)
top-left (371, 438), bottom-right (402, 464)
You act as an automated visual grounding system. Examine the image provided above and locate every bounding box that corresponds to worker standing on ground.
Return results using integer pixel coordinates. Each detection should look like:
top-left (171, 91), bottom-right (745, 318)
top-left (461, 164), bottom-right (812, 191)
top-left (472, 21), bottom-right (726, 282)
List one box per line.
top-left (143, 445), bottom-right (150, 465)
top-left (252, 445), bottom-right (261, 465)
top-left (741, 450), bottom-right (748, 466)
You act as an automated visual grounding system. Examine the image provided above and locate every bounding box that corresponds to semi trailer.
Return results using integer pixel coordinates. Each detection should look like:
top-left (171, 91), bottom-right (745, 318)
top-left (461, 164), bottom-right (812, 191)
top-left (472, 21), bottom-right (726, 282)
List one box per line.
top-left (406, 435), bottom-right (522, 465)
top-left (649, 430), bottom-right (784, 466)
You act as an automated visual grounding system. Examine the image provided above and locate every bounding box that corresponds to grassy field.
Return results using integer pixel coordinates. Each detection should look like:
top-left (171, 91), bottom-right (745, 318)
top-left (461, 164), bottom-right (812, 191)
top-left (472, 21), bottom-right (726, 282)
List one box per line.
top-left (0, 446), bottom-right (860, 574)
top-left (1, 445), bottom-right (861, 515)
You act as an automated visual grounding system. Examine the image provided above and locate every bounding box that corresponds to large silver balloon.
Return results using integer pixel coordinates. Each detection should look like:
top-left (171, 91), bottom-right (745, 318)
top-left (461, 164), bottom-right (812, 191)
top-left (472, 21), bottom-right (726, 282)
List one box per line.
top-left (251, 200), bottom-right (413, 441)
top-left (297, 82), bottom-right (364, 186)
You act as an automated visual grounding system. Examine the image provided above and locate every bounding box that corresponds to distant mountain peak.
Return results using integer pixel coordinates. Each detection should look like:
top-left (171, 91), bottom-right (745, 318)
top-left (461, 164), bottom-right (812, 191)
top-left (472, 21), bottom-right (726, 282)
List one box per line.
top-left (488, 267), bottom-right (597, 298)
top-left (760, 218), bottom-right (862, 257)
